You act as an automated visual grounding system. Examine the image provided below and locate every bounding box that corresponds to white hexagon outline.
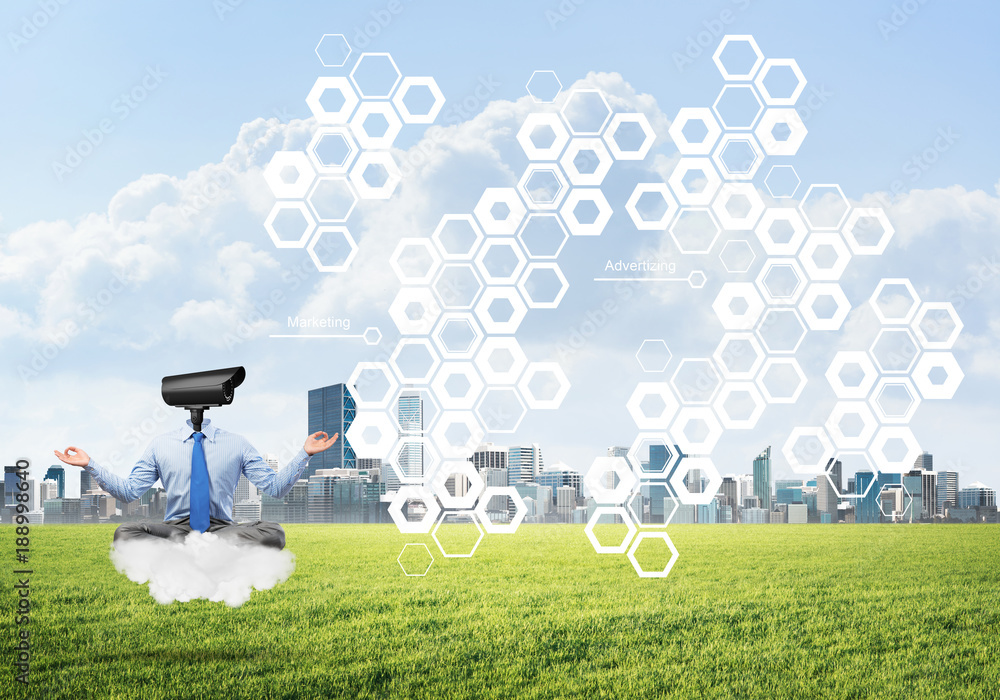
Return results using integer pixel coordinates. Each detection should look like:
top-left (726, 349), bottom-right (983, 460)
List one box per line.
top-left (754, 58), bottom-right (807, 105)
top-left (474, 187), bottom-right (528, 237)
top-left (755, 257), bottom-right (807, 306)
top-left (475, 386), bottom-right (528, 434)
top-left (390, 237), bottom-right (441, 285)
top-left (869, 278), bottom-right (920, 325)
top-left (306, 126), bottom-right (359, 174)
top-left (429, 361), bottom-right (486, 410)
top-left (348, 361), bottom-right (399, 410)
top-left (755, 357), bottom-right (807, 404)
top-left (911, 351), bottom-right (964, 400)
top-left (911, 302), bottom-right (963, 350)
top-left (713, 332), bottom-right (766, 380)
top-left (584, 456), bottom-right (639, 505)
top-left (474, 237), bottom-right (528, 286)
top-left (473, 486), bottom-right (527, 534)
top-left (389, 434), bottom-right (441, 485)
top-left (825, 400), bottom-right (879, 449)
top-left (668, 107), bottom-right (722, 156)
top-left (668, 157), bottom-right (722, 207)
top-left (526, 70), bottom-right (563, 103)
top-left (798, 231), bottom-right (852, 282)
top-left (305, 76), bottom-right (360, 124)
top-left (713, 381), bottom-right (766, 429)
top-left (396, 543), bottom-right (434, 576)
top-left (669, 207), bottom-right (722, 255)
top-left (516, 213), bottom-right (570, 259)
top-left (388, 287), bottom-right (442, 336)
top-left (517, 261), bottom-right (569, 309)
top-left (712, 182), bottom-right (766, 229)
top-left (348, 52), bottom-right (402, 99)
top-left (474, 337), bottom-right (529, 386)
top-left (626, 381), bottom-right (681, 430)
top-left (306, 176), bottom-right (359, 224)
top-left (307, 225), bottom-right (358, 272)
top-left (719, 239), bottom-right (756, 274)
top-left (670, 407), bottom-right (724, 455)
top-left (781, 426), bottom-right (835, 475)
top-left (473, 286), bottom-right (528, 335)
top-left (314, 34), bottom-right (351, 68)
top-left (842, 208), bottom-right (895, 256)
top-left (754, 108), bottom-right (807, 156)
top-left (603, 112), bottom-right (656, 160)
top-left (429, 410), bottom-right (486, 460)
top-left (712, 282), bottom-right (766, 331)
top-left (517, 361), bottom-right (570, 410)
top-left (827, 450), bottom-right (879, 501)
top-left (636, 339), bottom-right (673, 373)
top-left (264, 201), bottom-right (317, 249)
top-left (869, 426), bottom-right (922, 474)
top-left (389, 337), bottom-right (441, 384)
top-left (754, 208), bottom-right (808, 256)
top-left (431, 510), bottom-right (485, 558)
top-left (626, 183), bottom-right (679, 231)
top-left (516, 164), bottom-right (569, 211)
top-left (430, 460), bottom-right (486, 510)
top-left (870, 376), bottom-right (921, 424)
top-left (627, 432), bottom-right (679, 479)
top-left (432, 214), bottom-right (485, 261)
top-left (516, 112), bottom-right (571, 161)
top-left (389, 486), bottom-right (442, 535)
top-left (670, 358), bottom-right (723, 406)
top-left (264, 150), bottom-right (316, 199)
top-left (825, 350), bottom-right (879, 400)
top-left (668, 455), bottom-right (722, 505)
top-left (799, 282), bottom-right (852, 331)
top-left (712, 83), bottom-right (764, 130)
top-left (392, 76), bottom-right (445, 124)
top-left (627, 531), bottom-right (680, 578)
top-left (868, 326), bottom-right (921, 375)
top-left (755, 307), bottom-right (808, 354)
top-left (798, 184), bottom-right (851, 230)
top-left (560, 187), bottom-right (613, 236)
top-left (712, 35), bottom-right (764, 81)
top-left (432, 261), bottom-right (484, 310)
top-left (877, 482), bottom-right (913, 521)
top-left (431, 311), bottom-right (484, 360)
top-left (712, 133), bottom-right (764, 181)
top-left (559, 88), bottom-right (612, 136)
top-left (559, 137), bottom-right (614, 186)
top-left (344, 409), bottom-right (397, 459)
top-left (349, 150), bottom-right (402, 200)
top-left (764, 165), bottom-right (802, 199)
top-left (349, 100), bottom-right (403, 150)
top-left (585, 506), bottom-right (638, 554)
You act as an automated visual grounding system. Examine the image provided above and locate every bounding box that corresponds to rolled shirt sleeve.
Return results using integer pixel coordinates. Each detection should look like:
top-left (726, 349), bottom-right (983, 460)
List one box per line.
top-left (84, 444), bottom-right (160, 504)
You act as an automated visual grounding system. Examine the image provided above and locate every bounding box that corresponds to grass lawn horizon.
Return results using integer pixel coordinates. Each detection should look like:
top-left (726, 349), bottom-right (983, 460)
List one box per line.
top-left (4, 523), bottom-right (998, 699)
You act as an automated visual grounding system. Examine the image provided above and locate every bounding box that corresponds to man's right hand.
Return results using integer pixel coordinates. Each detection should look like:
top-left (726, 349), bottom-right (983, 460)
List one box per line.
top-left (54, 446), bottom-right (90, 468)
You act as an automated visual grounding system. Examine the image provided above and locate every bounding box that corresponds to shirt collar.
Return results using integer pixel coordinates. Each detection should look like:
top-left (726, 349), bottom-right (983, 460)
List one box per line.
top-left (180, 418), bottom-right (219, 443)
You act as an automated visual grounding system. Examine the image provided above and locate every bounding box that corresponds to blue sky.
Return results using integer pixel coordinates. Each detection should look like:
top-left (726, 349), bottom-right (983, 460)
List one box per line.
top-left (3, 0), bottom-right (999, 497)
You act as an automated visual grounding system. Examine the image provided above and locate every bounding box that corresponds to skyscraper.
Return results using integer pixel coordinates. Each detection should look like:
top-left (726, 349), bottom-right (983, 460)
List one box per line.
top-left (79, 470), bottom-right (93, 495)
top-left (307, 383), bottom-right (357, 481)
top-left (913, 452), bottom-right (933, 471)
top-left (816, 474), bottom-right (838, 522)
top-left (752, 447), bottom-right (772, 512)
top-left (936, 470), bottom-right (959, 515)
top-left (394, 391), bottom-right (424, 489)
top-left (958, 482), bottom-right (996, 508)
top-left (472, 443), bottom-right (507, 472)
top-left (45, 466), bottom-right (65, 498)
top-left (509, 444), bottom-right (544, 483)
top-left (825, 458), bottom-right (843, 494)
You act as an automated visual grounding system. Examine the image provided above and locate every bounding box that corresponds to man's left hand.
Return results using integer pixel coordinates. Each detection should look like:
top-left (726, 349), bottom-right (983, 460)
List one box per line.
top-left (304, 431), bottom-right (339, 456)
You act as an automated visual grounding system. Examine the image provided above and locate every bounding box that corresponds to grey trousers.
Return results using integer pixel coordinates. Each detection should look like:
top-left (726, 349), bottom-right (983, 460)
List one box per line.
top-left (113, 516), bottom-right (286, 550)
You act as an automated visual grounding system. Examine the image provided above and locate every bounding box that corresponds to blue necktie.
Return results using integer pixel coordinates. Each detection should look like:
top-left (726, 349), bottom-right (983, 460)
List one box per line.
top-left (190, 432), bottom-right (210, 532)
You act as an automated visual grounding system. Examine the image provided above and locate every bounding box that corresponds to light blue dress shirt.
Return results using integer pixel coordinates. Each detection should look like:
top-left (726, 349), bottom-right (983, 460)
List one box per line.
top-left (84, 418), bottom-right (312, 523)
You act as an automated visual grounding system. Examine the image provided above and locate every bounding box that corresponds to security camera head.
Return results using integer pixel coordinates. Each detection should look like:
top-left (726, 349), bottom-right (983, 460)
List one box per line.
top-left (161, 366), bottom-right (246, 431)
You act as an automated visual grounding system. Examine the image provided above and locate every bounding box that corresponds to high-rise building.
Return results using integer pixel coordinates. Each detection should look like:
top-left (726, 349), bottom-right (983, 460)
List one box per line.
top-left (921, 471), bottom-right (937, 520)
top-left (394, 391), bottom-right (424, 489)
top-left (536, 467), bottom-right (583, 505)
top-left (79, 470), bottom-right (93, 495)
top-left (44, 466), bottom-right (65, 498)
top-left (937, 470), bottom-right (959, 515)
top-left (3, 466), bottom-right (20, 507)
top-left (720, 477), bottom-right (738, 508)
top-left (825, 458), bottom-right (843, 494)
top-left (556, 485), bottom-right (576, 521)
top-left (753, 447), bottom-right (772, 512)
top-left (958, 482), bottom-right (996, 509)
top-left (482, 467), bottom-right (510, 521)
top-left (235, 474), bottom-right (258, 504)
top-left (913, 452), bottom-right (933, 471)
top-left (817, 473), bottom-right (838, 521)
top-left (307, 469), bottom-right (385, 523)
top-left (472, 443), bottom-right (508, 472)
top-left (902, 471), bottom-right (924, 523)
top-left (39, 480), bottom-right (59, 504)
top-left (307, 383), bottom-right (357, 481)
top-left (509, 444), bottom-right (544, 483)
top-left (261, 479), bottom-right (310, 523)
top-left (233, 500), bottom-right (262, 523)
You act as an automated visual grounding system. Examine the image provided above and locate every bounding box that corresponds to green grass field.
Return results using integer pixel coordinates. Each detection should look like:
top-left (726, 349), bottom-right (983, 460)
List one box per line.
top-left (4, 524), bottom-right (999, 699)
